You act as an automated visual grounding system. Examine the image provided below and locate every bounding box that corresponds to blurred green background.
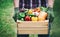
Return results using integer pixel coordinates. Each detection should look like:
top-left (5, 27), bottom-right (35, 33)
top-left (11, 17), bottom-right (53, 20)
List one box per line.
top-left (0, 0), bottom-right (60, 37)
top-left (0, 0), bottom-right (17, 37)
top-left (50, 0), bottom-right (60, 37)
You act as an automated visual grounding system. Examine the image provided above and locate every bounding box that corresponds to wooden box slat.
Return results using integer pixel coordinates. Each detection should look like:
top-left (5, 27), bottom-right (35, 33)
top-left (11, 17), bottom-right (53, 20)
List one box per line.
top-left (17, 20), bottom-right (48, 27)
top-left (18, 30), bottom-right (48, 34)
top-left (18, 27), bottom-right (48, 30)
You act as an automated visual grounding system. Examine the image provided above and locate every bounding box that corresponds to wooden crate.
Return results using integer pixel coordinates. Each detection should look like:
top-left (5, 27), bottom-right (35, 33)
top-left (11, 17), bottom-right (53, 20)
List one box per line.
top-left (17, 20), bottom-right (49, 34)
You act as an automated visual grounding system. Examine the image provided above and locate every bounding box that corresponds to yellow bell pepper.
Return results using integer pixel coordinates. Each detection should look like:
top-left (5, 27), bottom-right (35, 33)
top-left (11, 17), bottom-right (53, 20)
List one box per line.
top-left (31, 17), bottom-right (38, 21)
top-left (28, 9), bottom-right (33, 14)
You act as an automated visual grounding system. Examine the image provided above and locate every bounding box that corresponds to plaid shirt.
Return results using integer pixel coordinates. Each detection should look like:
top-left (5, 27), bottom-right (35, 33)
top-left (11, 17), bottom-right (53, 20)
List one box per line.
top-left (19, 0), bottom-right (47, 9)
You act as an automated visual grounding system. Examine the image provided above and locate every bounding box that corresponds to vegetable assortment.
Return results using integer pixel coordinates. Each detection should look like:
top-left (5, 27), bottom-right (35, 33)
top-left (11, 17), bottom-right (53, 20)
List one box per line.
top-left (18, 7), bottom-right (48, 21)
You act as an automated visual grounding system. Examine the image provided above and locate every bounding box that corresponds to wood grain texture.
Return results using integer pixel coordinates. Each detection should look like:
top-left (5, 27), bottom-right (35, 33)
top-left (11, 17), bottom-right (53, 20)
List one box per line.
top-left (17, 20), bottom-right (49, 34)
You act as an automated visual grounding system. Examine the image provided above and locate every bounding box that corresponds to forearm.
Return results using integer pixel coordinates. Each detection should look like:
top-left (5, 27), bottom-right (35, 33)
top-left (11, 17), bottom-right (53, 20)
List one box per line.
top-left (14, 0), bottom-right (19, 13)
top-left (14, 0), bottom-right (19, 8)
top-left (48, 0), bottom-right (54, 8)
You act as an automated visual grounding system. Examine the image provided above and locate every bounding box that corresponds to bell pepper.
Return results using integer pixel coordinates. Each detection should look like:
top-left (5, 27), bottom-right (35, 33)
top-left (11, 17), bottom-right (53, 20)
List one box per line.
top-left (25, 15), bottom-right (31, 21)
top-left (31, 17), bottom-right (38, 21)
top-left (28, 9), bottom-right (33, 14)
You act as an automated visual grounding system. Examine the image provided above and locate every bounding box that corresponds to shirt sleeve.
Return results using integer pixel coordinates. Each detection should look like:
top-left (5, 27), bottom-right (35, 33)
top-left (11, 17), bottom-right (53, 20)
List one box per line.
top-left (13, 7), bottom-right (19, 22)
top-left (47, 7), bottom-right (55, 23)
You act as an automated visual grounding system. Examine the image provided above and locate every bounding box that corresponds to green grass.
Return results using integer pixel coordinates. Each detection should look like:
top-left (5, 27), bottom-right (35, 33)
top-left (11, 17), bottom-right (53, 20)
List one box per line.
top-left (0, 0), bottom-right (17, 37)
top-left (50, 0), bottom-right (60, 37)
top-left (50, 16), bottom-right (60, 37)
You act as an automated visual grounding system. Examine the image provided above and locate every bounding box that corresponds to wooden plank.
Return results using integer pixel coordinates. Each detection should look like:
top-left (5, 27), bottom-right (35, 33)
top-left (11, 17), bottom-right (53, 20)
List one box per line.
top-left (18, 27), bottom-right (48, 30)
top-left (17, 30), bottom-right (48, 34)
top-left (17, 20), bottom-right (49, 27)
